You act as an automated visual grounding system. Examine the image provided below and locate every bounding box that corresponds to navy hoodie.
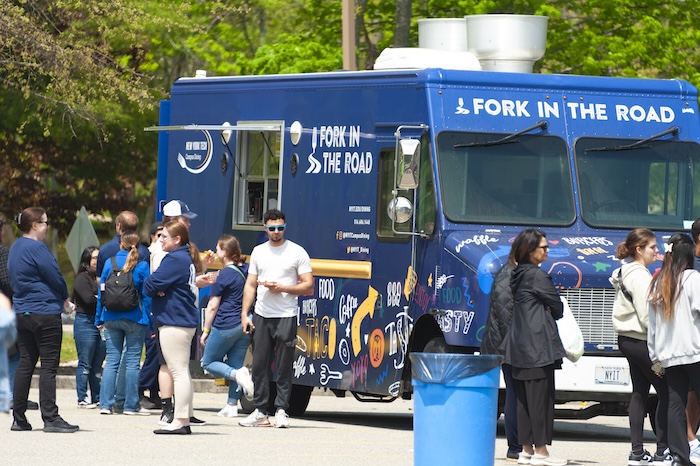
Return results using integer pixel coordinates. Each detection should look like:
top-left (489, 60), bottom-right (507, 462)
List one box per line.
top-left (143, 245), bottom-right (197, 328)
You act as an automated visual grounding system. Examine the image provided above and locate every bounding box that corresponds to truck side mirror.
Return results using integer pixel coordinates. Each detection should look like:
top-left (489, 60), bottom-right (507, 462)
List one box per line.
top-left (388, 196), bottom-right (413, 223)
top-left (397, 139), bottom-right (420, 189)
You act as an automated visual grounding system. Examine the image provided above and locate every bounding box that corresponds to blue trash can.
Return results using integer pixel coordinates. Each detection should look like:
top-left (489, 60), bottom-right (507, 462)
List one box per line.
top-left (411, 353), bottom-right (503, 466)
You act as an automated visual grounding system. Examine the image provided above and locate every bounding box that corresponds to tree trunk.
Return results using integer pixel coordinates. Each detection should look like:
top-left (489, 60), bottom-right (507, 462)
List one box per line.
top-left (394, 0), bottom-right (412, 48)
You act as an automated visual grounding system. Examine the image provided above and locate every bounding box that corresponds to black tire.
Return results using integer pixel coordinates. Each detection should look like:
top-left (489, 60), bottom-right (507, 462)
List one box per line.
top-left (423, 336), bottom-right (448, 353)
top-left (240, 382), bottom-right (312, 416)
top-left (287, 385), bottom-right (313, 416)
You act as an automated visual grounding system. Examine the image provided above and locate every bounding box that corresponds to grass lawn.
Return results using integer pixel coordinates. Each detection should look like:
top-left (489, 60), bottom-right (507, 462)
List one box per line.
top-left (61, 332), bottom-right (78, 364)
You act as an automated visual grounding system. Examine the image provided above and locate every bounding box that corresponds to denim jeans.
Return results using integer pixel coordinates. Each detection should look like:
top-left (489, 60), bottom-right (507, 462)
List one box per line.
top-left (8, 350), bottom-right (19, 400)
top-left (73, 313), bottom-right (106, 403)
top-left (0, 349), bottom-right (9, 412)
top-left (100, 319), bottom-right (146, 412)
top-left (201, 325), bottom-right (250, 404)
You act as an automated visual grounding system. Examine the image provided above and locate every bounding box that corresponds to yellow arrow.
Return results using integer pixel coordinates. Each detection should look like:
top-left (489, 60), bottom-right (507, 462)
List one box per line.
top-left (351, 286), bottom-right (378, 356)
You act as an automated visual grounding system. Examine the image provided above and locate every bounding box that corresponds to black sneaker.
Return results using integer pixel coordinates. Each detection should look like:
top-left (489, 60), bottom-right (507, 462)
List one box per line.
top-left (670, 454), bottom-right (693, 466)
top-left (158, 409), bottom-right (174, 426)
top-left (629, 450), bottom-right (652, 466)
top-left (506, 450), bottom-right (521, 462)
top-left (44, 418), bottom-right (79, 433)
top-left (653, 451), bottom-right (673, 466)
top-left (112, 404), bottom-right (124, 414)
top-left (140, 396), bottom-right (157, 410)
top-left (189, 416), bottom-right (206, 426)
top-left (9, 400), bottom-right (39, 410)
top-left (10, 420), bottom-right (32, 431)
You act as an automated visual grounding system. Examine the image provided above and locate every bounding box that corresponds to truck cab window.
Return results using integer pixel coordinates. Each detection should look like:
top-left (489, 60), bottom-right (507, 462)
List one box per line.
top-left (437, 132), bottom-right (574, 226)
top-left (377, 148), bottom-right (411, 239)
top-left (236, 127), bottom-right (281, 224)
top-left (416, 134), bottom-right (436, 236)
top-left (575, 138), bottom-right (700, 229)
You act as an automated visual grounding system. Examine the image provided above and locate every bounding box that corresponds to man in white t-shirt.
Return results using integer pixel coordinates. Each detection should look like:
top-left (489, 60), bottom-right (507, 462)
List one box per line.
top-left (239, 209), bottom-right (313, 428)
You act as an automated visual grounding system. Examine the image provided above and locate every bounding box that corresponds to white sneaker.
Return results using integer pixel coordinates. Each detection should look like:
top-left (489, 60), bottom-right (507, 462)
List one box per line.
top-left (123, 408), bottom-right (151, 416)
top-left (217, 404), bottom-right (238, 418)
top-left (274, 408), bottom-right (289, 428)
top-left (234, 367), bottom-right (254, 401)
top-left (530, 454), bottom-right (567, 466)
top-left (77, 399), bottom-right (97, 409)
top-left (690, 443), bottom-right (700, 465)
top-left (239, 408), bottom-right (270, 427)
top-left (518, 452), bottom-right (533, 465)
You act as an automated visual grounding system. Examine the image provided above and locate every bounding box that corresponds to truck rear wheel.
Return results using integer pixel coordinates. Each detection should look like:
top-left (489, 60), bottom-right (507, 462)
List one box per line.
top-left (238, 382), bottom-right (313, 417)
top-left (422, 337), bottom-right (448, 353)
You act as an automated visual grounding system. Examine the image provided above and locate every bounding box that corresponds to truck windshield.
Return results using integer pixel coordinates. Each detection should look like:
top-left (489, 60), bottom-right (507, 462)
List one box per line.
top-left (437, 132), bottom-right (575, 225)
top-left (575, 138), bottom-right (700, 230)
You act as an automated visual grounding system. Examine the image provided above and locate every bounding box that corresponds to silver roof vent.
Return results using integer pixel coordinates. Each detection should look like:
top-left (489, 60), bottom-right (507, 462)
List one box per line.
top-left (465, 14), bottom-right (548, 73)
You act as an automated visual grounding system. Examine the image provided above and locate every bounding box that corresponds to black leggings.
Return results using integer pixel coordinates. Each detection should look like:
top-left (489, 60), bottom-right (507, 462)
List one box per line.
top-left (618, 335), bottom-right (669, 454)
top-left (665, 363), bottom-right (700, 463)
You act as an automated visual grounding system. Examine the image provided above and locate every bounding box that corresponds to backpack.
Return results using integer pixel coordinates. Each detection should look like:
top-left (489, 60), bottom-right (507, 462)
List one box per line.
top-left (101, 256), bottom-right (139, 311)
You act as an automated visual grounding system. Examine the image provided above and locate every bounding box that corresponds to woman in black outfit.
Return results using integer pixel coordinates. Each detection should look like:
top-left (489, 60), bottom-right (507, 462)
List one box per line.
top-left (72, 246), bottom-right (105, 408)
top-left (504, 229), bottom-right (567, 466)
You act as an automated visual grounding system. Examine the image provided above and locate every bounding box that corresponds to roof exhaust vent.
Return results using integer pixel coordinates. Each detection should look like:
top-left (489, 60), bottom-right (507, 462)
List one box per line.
top-left (465, 15), bottom-right (548, 73)
top-left (418, 18), bottom-right (468, 52)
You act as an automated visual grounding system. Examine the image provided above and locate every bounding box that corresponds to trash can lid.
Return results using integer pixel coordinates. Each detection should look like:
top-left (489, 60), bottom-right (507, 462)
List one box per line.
top-left (410, 353), bottom-right (503, 384)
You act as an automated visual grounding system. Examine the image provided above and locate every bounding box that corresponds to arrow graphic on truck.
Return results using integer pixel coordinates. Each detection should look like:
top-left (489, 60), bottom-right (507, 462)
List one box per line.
top-left (351, 286), bottom-right (378, 356)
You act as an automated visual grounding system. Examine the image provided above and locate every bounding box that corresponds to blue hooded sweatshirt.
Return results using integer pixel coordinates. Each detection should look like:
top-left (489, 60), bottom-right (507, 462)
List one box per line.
top-left (143, 245), bottom-right (198, 328)
top-left (95, 250), bottom-right (151, 327)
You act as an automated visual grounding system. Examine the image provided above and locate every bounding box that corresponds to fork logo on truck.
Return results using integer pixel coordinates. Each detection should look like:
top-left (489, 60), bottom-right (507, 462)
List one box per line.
top-left (306, 125), bottom-right (373, 174)
top-left (177, 130), bottom-right (213, 174)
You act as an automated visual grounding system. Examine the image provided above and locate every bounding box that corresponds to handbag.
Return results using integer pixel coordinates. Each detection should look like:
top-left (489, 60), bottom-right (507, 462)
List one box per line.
top-left (556, 296), bottom-right (584, 363)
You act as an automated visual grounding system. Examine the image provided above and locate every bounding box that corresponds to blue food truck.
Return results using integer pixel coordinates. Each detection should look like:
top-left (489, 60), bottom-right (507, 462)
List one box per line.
top-left (146, 57), bottom-right (700, 418)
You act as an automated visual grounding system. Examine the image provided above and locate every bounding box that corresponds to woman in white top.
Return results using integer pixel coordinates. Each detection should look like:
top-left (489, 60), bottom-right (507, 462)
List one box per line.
top-left (648, 233), bottom-right (700, 466)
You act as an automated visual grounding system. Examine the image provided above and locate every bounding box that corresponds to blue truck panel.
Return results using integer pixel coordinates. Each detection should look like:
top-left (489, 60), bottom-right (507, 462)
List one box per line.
top-left (151, 67), bottom-right (700, 409)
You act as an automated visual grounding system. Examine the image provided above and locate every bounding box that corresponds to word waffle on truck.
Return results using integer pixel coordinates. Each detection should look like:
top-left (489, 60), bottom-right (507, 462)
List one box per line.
top-left (146, 17), bottom-right (700, 419)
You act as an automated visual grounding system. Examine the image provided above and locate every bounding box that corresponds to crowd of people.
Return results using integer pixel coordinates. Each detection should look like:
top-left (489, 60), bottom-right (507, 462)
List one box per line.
top-left (481, 224), bottom-right (700, 466)
top-left (0, 203), bottom-right (312, 436)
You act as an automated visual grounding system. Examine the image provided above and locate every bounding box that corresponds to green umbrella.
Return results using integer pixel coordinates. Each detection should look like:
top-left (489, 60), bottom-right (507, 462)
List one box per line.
top-left (65, 206), bottom-right (99, 274)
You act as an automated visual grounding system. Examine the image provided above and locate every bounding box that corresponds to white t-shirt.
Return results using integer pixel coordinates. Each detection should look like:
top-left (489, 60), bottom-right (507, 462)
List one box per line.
top-left (249, 240), bottom-right (312, 318)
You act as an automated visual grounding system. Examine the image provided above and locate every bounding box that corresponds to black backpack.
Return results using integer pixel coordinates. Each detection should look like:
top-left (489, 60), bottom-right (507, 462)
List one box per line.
top-left (101, 256), bottom-right (139, 311)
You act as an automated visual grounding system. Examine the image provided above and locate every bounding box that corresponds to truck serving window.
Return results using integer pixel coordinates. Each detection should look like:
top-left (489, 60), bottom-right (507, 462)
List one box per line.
top-left (436, 132), bottom-right (574, 225)
top-left (575, 138), bottom-right (700, 230)
top-left (235, 128), bottom-right (280, 224)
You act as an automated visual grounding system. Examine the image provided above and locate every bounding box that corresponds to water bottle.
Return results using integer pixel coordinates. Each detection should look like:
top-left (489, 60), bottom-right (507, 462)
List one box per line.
top-left (99, 328), bottom-right (106, 341)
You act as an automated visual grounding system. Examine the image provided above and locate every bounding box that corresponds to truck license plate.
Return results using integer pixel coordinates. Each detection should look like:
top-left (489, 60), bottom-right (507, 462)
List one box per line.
top-left (595, 366), bottom-right (630, 385)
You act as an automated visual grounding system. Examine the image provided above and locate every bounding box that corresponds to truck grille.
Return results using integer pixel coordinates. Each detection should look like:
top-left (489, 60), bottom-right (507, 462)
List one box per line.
top-left (560, 288), bottom-right (617, 347)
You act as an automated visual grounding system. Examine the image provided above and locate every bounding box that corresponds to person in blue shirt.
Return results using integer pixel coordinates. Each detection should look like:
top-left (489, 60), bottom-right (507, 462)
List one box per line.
top-left (200, 235), bottom-right (254, 418)
top-left (96, 231), bottom-right (151, 416)
top-left (144, 221), bottom-right (200, 435)
top-left (96, 211), bottom-right (150, 277)
top-left (8, 207), bottom-right (78, 433)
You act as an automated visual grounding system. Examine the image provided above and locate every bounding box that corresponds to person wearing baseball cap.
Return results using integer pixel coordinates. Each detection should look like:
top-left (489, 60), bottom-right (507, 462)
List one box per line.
top-left (162, 200), bottom-right (197, 220)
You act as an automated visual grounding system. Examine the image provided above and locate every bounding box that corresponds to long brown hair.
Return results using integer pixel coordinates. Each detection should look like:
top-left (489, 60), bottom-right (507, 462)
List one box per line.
top-left (649, 232), bottom-right (694, 320)
top-left (616, 228), bottom-right (655, 260)
top-left (119, 230), bottom-right (140, 273)
top-left (163, 221), bottom-right (203, 273)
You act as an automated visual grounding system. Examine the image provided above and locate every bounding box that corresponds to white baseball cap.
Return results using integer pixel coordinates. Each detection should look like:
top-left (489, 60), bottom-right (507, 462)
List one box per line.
top-left (163, 200), bottom-right (197, 219)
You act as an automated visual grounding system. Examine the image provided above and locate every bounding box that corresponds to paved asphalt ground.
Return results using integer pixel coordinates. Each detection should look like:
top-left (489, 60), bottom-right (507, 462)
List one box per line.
top-left (1, 326), bottom-right (650, 465)
top-left (1, 384), bottom-right (653, 466)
